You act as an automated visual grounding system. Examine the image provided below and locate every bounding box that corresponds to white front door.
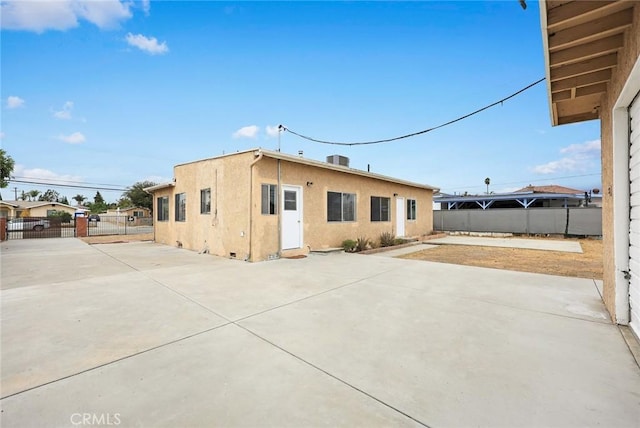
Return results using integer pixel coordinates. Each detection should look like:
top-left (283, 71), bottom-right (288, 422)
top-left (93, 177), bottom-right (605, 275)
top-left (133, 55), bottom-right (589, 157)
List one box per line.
top-left (281, 185), bottom-right (303, 250)
top-left (396, 197), bottom-right (405, 237)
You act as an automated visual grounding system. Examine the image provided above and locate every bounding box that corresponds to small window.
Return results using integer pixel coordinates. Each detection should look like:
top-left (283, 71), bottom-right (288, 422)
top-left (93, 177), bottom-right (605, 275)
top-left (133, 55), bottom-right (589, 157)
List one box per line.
top-left (175, 193), bottom-right (186, 222)
top-left (328, 191), bottom-right (356, 222)
top-left (261, 184), bottom-right (277, 215)
top-left (284, 190), bottom-right (297, 211)
top-left (157, 197), bottom-right (169, 221)
top-left (200, 188), bottom-right (211, 214)
top-left (46, 209), bottom-right (58, 217)
top-left (133, 210), bottom-right (144, 217)
top-left (407, 199), bottom-right (417, 220)
top-left (370, 196), bottom-right (390, 222)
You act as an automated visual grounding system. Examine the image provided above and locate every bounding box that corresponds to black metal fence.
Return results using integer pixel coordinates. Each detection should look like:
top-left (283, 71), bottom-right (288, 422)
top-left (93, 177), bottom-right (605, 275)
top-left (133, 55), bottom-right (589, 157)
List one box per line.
top-left (5, 217), bottom-right (76, 239)
top-left (87, 215), bottom-right (153, 236)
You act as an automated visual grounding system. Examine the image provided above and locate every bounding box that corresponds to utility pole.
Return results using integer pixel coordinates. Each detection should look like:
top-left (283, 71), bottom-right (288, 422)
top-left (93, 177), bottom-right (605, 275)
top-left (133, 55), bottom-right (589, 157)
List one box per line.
top-left (13, 187), bottom-right (18, 200)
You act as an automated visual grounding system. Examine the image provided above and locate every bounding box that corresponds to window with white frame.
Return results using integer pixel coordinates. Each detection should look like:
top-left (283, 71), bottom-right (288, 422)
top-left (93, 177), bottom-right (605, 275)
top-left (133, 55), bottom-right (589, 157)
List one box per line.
top-left (327, 191), bottom-right (356, 222)
top-left (370, 196), bottom-right (390, 222)
top-left (407, 199), bottom-right (417, 220)
top-left (200, 188), bottom-right (211, 214)
top-left (175, 193), bottom-right (186, 222)
top-left (261, 184), bottom-right (277, 215)
top-left (157, 197), bottom-right (169, 221)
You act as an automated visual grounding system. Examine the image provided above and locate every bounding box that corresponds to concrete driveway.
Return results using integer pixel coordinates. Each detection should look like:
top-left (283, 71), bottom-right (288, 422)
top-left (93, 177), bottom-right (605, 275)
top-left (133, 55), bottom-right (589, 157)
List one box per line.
top-left (1, 238), bottom-right (639, 427)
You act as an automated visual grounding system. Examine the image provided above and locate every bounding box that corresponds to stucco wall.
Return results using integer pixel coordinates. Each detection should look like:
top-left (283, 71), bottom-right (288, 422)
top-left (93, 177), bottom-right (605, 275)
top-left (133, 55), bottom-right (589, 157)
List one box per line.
top-left (251, 157), bottom-right (433, 261)
top-left (152, 151), bottom-right (434, 262)
top-left (29, 205), bottom-right (77, 217)
top-left (600, 3), bottom-right (640, 320)
top-left (152, 152), bottom-right (254, 260)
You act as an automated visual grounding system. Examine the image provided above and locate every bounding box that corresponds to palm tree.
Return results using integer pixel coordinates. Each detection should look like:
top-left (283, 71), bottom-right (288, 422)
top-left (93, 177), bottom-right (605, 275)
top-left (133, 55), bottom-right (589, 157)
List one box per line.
top-left (484, 177), bottom-right (490, 194)
top-left (28, 190), bottom-right (40, 201)
top-left (72, 194), bottom-right (86, 206)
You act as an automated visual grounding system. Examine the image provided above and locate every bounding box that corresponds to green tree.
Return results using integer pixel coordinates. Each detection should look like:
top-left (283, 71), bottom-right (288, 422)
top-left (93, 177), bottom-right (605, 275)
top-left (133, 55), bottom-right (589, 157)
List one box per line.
top-left (72, 194), bottom-right (86, 205)
top-left (122, 181), bottom-right (156, 211)
top-left (94, 191), bottom-right (105, 204)
top-left (59, 196), bottom-right (70, 205)
top-left (38, 189), bottom-right (60, 202)
top-left (0, 149), bottom-right (15, 199)
top-left (28, 190), bottom-right (41, 201)
top-left (0, 149), bottom-right (15, 189)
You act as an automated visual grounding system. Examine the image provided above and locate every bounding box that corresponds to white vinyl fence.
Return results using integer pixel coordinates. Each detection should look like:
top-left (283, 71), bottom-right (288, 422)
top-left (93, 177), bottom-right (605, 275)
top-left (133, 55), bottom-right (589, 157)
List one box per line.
top-left (433, 207), bottom-right (602, 236)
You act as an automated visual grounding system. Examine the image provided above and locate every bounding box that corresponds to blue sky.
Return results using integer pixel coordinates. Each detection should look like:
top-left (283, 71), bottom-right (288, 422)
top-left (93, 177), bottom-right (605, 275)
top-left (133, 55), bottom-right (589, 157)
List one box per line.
top-left (1, 0), bottom-right (601, 204)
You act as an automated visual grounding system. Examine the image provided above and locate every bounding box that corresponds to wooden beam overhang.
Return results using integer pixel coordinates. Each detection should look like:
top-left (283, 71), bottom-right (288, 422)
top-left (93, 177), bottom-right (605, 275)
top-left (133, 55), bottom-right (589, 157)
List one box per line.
top-left (540, 0), bottom-right (637, 126)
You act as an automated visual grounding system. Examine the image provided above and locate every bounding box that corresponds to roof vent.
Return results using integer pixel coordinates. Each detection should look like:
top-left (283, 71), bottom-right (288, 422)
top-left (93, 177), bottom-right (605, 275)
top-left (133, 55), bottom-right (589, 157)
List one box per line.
top-left (326, 155), bottom-right (349, 167)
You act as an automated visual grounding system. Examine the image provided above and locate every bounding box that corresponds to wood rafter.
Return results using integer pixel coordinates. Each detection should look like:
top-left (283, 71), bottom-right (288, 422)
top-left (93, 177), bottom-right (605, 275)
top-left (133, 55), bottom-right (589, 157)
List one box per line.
top-left (549, 34), bottom-right (624, 67)
top-left (548, 8), bottom-right (633, 51)
top-left (550, 53), bottom-right (617, 81)
top-left (543, 1), bottom-right (637, 126)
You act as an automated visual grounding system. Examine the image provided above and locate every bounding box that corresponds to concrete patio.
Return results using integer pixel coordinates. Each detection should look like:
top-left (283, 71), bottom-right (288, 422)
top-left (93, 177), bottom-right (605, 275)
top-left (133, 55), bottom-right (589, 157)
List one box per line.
top-left (1, 238), bottom-right (638, 427)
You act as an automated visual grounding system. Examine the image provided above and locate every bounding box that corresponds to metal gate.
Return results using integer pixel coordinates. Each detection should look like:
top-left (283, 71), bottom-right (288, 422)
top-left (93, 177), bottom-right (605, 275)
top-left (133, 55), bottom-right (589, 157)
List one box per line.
top-left (87, 215), bottom-right (153, 236)
top-left (6, 217), bottom-right (76, 240)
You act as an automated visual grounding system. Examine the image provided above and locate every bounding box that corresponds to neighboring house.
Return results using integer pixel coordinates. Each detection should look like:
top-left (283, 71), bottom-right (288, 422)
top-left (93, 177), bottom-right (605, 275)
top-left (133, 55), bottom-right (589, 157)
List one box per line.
top-left (0, 201), bottom-right (78, 218)
top-left (105, 207), bottom-right (151, 217)
top-left (540, 1), bottom-right (640, 336)
top-left (434, 184), bottom-right (601, 210)
top-left (145, 148), bottom-right (438, 262)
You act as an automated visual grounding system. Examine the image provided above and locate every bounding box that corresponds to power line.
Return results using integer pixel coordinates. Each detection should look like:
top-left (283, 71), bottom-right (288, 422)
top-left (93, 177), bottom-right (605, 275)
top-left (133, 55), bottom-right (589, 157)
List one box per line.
top-left (9, 179), bottom-right (127, 192)
top-left (445, 172), bottom-right (602, 192)
top-left (11, 175), bottom-right (126, 188)
top-left (282, 77), bottom-right (546, 146)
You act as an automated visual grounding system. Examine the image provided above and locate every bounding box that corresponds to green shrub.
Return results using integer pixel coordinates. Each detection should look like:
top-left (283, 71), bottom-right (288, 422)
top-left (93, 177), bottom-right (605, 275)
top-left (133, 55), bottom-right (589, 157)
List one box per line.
top-left (342, 239), bottom-right (357, 252)
top-left (355, 236), bottom-right (370, 252)
top-left (48, 211), bottom-right (73, 223)
top-left (379, 231), bottom-right (396, 247)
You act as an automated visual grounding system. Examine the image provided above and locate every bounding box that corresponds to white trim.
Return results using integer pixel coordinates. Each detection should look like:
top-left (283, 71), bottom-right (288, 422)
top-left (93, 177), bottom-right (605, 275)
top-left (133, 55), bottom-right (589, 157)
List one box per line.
top-left (613, 56), bottom-right (640, 324)
top-left (539, 0), bottom-right (555, 125)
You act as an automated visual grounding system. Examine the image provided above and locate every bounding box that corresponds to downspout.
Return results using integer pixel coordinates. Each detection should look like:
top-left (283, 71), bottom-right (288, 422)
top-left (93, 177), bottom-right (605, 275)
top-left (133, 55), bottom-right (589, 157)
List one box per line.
top-left (248, 151), bottom-right (264, 262)
top-left (277, 159), bottom-right (282, 258)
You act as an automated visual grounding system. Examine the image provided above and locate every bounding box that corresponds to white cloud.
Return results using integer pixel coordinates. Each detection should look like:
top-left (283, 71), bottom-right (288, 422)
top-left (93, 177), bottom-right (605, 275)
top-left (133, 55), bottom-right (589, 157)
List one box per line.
top-left (140, 0), bottom-right (151, 15)
top-left (125, 33), bottom-right (169, 55)
top-left (57, 132), bottom-right (86, 144)
top-left (6, 96), bottom-right (25, 109)
top-left (233, 125), bottom-right (259, 139)
top-left (560, 139), bottom-right (601, 155)
top-left (265, 125), bottom-right (281, 138)
top-left (0, 132), bottom-right (5, 140)
top-left (13, 164), bottom-right (83, 185)
top-left (144, 175), bottom-right (173, 184)
top-left (1, 0), bottom-right (134, 33)
top-left (53, 101), bottom-right (74, 120)
top-left (532, 139), bottom-right (601, 175)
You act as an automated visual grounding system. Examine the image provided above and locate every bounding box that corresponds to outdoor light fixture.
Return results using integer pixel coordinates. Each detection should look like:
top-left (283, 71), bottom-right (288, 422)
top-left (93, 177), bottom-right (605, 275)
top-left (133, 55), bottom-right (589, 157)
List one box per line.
top-left (393, 193), bottom-right (399, 197)
top-left (306, 181), bottom-right (313, 187)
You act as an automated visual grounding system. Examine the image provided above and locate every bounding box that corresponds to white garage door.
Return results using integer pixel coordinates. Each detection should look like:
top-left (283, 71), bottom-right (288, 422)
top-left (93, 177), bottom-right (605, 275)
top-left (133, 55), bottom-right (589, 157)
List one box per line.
top-left (629, 93), bottom-right (640, 337)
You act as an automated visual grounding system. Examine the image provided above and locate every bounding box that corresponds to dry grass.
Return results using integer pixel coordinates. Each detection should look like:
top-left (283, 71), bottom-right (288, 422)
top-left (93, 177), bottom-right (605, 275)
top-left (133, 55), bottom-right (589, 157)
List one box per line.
top-left (79, 233), bottom-right (154, 245)
top-left (400, 238), bottom-right (603, 280)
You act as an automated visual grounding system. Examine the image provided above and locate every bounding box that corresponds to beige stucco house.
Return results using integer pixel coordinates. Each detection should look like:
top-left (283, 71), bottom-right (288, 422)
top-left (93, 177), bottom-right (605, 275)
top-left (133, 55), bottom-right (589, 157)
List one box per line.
top-left (145, 148), bottom-right (438, 261)
top-left (540, 0), bottom-right (640, 338)
top-left (105, 207), bottom-right (151, 217)
top-left (0, 201), bottom-right (78, 218)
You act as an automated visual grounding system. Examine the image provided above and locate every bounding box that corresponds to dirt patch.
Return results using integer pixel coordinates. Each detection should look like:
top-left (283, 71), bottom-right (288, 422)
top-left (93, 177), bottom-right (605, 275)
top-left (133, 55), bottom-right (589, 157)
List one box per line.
top-left (79, 233), bottom-right (154, 245)
top-left (400, 238), bottom-right (603, 280)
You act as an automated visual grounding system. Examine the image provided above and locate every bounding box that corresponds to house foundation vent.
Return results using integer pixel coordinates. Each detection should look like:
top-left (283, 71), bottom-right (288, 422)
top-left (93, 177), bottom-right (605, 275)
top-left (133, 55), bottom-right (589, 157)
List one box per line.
top-left (326, 155), bottom-right (349, 167)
